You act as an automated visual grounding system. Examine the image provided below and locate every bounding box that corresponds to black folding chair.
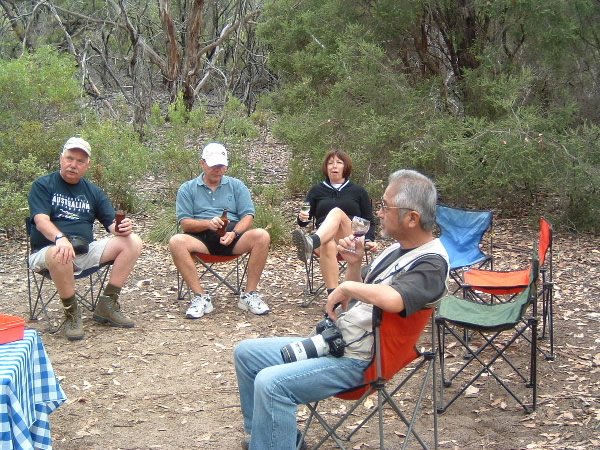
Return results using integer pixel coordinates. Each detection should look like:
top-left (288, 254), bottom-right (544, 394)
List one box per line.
top-left (25, 217), bottom-right (113, 332)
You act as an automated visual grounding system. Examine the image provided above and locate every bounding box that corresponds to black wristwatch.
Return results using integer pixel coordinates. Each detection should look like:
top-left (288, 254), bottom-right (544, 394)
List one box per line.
top-left (233, 230), bottom-right (241, 239)
top-left (55, 233), bottom-right (66, 243)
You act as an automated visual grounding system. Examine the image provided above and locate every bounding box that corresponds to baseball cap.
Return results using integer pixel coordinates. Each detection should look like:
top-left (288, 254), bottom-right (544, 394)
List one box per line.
top-left (63, 137), bottom-right (91, 157)
top-left (201, 142), bottom-right (228, 167)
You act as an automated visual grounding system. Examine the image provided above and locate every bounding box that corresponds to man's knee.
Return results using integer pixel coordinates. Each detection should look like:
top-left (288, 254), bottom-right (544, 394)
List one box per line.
top-left (169, 233), bottom-right (188, 253)
top-left (128, 233), bottom-right (143, 255)
top-left (234, 340), bottom-right (250, 363)
top-left (250, 228), bottom-right (271, 248)
top-left (44, 249), bottom-right (75, 277)
top-left (254, 369), bottom-right (278, 396)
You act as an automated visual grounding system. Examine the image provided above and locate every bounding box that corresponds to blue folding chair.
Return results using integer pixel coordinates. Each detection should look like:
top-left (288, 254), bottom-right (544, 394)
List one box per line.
top-left (435, 205), bottom-right (493, 291)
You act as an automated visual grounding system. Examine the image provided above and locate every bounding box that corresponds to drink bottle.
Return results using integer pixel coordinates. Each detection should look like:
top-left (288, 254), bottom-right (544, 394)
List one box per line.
top-left (216, 209), bottom-right (229, 237)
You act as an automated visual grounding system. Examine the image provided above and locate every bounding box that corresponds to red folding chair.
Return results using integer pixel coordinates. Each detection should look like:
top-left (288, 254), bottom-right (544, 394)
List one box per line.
top-left (176, 252), bottom-right (249, 300)
top-left (301, 307), bottom-right (438, 449)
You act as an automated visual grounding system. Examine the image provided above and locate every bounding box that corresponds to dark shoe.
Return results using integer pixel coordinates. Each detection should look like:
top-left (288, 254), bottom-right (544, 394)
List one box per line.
top-left (93, 295), bottom-right (135, 328)
top-left (63, 298), bottom-right (84, 341)
top-left (292, 229), bottom-right (313, 263)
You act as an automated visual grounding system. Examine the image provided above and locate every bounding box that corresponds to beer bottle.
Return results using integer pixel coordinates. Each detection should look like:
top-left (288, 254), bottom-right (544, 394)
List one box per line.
top-left (216, 209), bottom-right (229, 237)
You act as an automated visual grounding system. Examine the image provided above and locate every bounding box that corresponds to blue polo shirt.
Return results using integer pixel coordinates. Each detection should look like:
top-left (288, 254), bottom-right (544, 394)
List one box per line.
top-left (176, 174), bottom-right (255, 223)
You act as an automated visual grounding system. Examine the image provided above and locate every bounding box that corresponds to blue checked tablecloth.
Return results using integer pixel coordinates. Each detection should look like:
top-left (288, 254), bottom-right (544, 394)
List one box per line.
top-left (0, 329), bottom-right (66, 450)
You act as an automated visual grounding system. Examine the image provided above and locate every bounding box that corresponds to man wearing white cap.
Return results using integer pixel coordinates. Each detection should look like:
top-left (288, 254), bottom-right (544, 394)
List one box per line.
top-left (28, 136), bottom-right (142, 340)
top-left (169, 142), bottom-right (271, 318)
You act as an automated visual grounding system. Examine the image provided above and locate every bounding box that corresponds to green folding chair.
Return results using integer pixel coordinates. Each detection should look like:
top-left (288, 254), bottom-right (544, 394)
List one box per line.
top-left (436, 244), bottom-right (539, 414)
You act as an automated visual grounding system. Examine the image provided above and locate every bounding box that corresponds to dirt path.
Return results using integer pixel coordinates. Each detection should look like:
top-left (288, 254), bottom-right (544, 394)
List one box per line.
top-left (1, 139), bottom-right (598, 449)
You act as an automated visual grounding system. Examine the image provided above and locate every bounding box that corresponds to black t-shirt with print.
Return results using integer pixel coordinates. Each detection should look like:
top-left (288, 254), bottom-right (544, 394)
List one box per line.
top-left (28, 171), bottom-right (115, 252)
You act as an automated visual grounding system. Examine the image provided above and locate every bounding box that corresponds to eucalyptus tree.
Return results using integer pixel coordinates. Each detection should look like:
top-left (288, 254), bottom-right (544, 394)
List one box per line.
top-left (0, 0), bottom-right (270, 133)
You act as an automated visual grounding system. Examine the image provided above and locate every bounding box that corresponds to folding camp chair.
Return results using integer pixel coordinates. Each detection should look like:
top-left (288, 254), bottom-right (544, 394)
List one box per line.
top-left (25, 217), bottom-right (113, 332)
top-left (176, 252), bottom-right (249, 300)
top-left (301, 252), bottom-right (348, 307)
top-left (435, 204), bottom-right (493, 292)
top-left (462, 217), bottom-right (554, 360)
top-left (300, 307), bottom-right (438, 449)
top-left (435, 246), bottom-right (539, 414)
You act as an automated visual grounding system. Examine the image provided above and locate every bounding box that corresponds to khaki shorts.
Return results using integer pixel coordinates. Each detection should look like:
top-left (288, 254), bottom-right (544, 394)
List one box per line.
top-left (29, 237), bottom-right (110, 275)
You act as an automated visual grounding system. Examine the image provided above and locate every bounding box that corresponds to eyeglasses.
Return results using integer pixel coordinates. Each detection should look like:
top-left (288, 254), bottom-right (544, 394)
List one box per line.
top-left (377, 197), bottom-right (412, 210)
top-left (377, 198), bottom-right (415, 211)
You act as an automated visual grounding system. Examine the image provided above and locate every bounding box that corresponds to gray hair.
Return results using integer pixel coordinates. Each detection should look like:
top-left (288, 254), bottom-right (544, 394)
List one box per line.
top-left (388, 169), bottom-right (437, 231)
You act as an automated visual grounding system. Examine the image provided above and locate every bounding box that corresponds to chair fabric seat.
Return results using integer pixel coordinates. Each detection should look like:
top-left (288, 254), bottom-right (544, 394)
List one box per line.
top-left (463, 267), bottom-right (530, 295)
top-left (437, 290), bottom-right (530, 332)
top-left (193, 253), bottom-right (240, 264)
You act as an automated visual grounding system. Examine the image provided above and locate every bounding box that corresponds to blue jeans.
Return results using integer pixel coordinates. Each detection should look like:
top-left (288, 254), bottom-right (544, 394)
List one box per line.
top-left (234, 337), bottom-right (370, 450)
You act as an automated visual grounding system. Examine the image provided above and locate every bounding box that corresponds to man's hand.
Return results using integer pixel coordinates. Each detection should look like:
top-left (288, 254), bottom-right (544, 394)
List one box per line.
top-left (364, 240), bottom-right (378, 253)
top-left (219, 231), bottom-right (236, 246)
top-left (337, 234), bottom-right (365, 264)
top-left (325, 284), bottom-right (351, 321)
top-left (53, 238), bottom-right (75, 265)
top-left (208, 216), bottom-right (226, 231)
top-left (114, 217), bottom-right (134, 236)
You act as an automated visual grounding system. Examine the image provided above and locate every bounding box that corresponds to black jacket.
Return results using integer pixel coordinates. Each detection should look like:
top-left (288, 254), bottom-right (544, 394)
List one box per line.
top-left (297, 179), bottom-right (376, 241)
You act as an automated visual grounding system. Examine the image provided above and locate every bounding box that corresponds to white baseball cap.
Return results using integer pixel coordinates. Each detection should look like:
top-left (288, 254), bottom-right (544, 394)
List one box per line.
top-left (201, 142), bottom-right (228, 167)
top-left (63, 137), bottom-right (91, 157)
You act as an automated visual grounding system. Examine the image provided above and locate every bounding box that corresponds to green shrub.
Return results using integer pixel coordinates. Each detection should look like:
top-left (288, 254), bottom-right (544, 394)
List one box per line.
top-left (145, 206), bottom-right (177, 245)
top-left (79, 121), bottom-right (151, 211)
top-left (221, 95), bottom-right (258, 138)
top-left (253, 204), bottom-right (288, 247)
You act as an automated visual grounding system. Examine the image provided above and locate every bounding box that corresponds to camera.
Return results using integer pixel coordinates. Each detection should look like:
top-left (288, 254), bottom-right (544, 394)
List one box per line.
top-left (280, 315), bottom-right (346, 363)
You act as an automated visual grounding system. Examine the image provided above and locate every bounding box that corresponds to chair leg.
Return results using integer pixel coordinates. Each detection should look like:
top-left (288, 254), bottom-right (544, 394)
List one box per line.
top-left (436, 320), bottom-right (537, 414)
top-left (301, 254), bottom-right (325, 307)
top-left (541, 281), bottom-right (555, 360)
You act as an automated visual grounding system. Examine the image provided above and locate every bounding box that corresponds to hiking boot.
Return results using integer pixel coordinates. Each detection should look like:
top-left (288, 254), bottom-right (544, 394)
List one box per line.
top-left (63, 298), bottom-right (84, 341)
top-left (186, 293), bottom-right (214, 319)
top-left (93, 295), bottom-right (135, 328)
top-left (238, 291), bottom-right (270, 315)
top-left (292, 229), bottom-right (313, 263)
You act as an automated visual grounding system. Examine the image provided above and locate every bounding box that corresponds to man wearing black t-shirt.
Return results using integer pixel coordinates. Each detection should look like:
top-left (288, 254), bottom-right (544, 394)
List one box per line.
top-left (28, 137), bottom-right (142, 341)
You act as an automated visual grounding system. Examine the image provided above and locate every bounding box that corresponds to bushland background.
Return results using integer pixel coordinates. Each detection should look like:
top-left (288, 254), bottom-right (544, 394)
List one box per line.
top-left (0, 1), bottom-right (599, 448)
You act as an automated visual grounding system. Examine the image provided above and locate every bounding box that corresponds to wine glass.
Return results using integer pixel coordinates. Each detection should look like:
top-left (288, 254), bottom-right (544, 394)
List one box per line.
top-left (348, 216), bottom-right (370, 253)
top-left (299, 201), bottom-right (311, 224)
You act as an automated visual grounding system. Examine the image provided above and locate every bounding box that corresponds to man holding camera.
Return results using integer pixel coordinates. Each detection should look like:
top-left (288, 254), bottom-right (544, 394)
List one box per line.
top-left (28, 136), bottom-right (142, 341)
top-left (234, 169), bottom-right (449, 449)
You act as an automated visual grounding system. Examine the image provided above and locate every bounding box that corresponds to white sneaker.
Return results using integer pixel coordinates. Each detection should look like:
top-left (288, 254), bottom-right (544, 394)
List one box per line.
top-left (238, 291), bottom-right (270, 315)
top-left (186, 294), bottom-right (214, 319)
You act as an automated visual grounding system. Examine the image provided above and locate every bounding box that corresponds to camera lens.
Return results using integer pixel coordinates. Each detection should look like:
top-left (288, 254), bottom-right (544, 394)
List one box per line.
top-left (280, 336), bottom-right (329, 363)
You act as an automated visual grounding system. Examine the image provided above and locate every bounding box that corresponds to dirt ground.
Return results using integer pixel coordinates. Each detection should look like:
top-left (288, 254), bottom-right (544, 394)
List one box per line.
top-left (1, 141), bottom-right (599, 449)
